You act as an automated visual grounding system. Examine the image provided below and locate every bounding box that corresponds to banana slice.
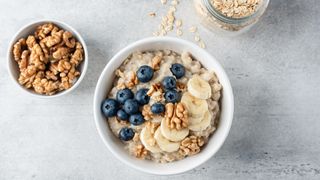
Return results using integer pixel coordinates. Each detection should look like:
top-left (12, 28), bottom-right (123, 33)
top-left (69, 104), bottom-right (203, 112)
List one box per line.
top-left (140, 126), bottom-right (162, 153)
top-left (187, 75), bottom-right (212, 99)
top-left (160, 118), bottom-right (189, 142)
top-left (189, 114), bottom-right (204, 125)
top-left (181, 92), bottom-right (208, 118)
top-left (154, 127), bottom-right (180, 153)
top-left (188, 111), bottom-right (212, 132)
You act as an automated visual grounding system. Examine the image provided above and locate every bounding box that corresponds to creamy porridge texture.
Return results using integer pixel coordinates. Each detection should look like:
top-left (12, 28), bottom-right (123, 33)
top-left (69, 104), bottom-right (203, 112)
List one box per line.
top-left (101, 50), bottom-right (222, 163)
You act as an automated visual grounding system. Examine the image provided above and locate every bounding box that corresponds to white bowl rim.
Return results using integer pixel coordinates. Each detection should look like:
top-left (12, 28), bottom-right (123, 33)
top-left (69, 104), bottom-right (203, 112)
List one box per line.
top-left (6, 19), bottom-right (88, 98)
top-left (93, 37), bottom-right (234, 175)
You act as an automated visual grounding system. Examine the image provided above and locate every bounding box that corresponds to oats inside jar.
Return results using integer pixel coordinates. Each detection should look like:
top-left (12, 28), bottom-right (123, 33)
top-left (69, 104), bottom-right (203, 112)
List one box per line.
top-left (101, 50), bottom-right (222, 163)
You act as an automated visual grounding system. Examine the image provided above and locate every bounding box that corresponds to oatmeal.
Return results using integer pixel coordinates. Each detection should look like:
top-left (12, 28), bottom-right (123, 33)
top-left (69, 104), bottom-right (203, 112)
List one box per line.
top-left (11, 23), bottom-right (84, 95)
top-left (101, 50), bottom-right (222, 163)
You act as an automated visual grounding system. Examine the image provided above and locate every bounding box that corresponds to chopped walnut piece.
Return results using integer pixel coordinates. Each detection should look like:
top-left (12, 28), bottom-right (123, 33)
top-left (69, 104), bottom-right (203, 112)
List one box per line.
top-left (147, 83), bottom-right (162, 96)
top-left (134, 144), bottom-right (148, 159)
top-left (125, 71), bottom-right (139, 88)
top-left (151, 55), bottom-right (162, 70)
top-left (142, 105), bottom-right (153, 121)
top-left (43, 27), bottom-right (63, 47)
top-left (13, 38), bottom-right (26, 61)
top-left (32, 77), bottom-right (60, 95)
top-left (176, 82), bottom-right (186, 91)
top-left (70, 42), bottom-right (83, 66)
top-left (53, 47), bottom-right (69, 60)
top-left (63, 31), bottom-right (76, 48)
top-left (165, 102), bottom-right (188, 130)
top-left (35, 23), bottom-right (54, 40)
top-left (179, 136), bottom-right (204, 156)
top-left (19, 50), bottom-right (29, 71)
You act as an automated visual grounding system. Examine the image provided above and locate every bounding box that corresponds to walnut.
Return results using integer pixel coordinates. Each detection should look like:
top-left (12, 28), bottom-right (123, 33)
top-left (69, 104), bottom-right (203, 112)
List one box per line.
top-left (142, 105), bottom-right (153, 120)
top-left (125, 71), bottom-right (139, 88)
top-left (29, 44), bottom-right (46, 70)
top-left (165, 103), bottom-right (188, 130)
top-left (134, 144), bottom-right (148, 159)
top-left (147, 83), bottom-right (164, 102)
top-left (13, 38), bottom-right (26, 61)
top-left (53, 47), bottom-right (69, 60)
top-left (45, 70), bottom-right (58, 81)
top-left (43, 27), bottom-right (63, 47)
top-left (26, 36), bottom-right (36, 50)
top-left (32, 77), bottom-right (59, 95)
top-left (57, 59), bottom-right (72, 72)
top-left (177, 82), bottom-right (186, 91)
top-left (70, 42), bottom-right (83, 66)
top-left (35, 23), bottom-right (54, 40)
top-left (18, 65), bottom-right (37, 88)
top-left (59, 65), bottom-right (80, 90)
top-left (63, 31), bottom-right (76, 48)
top-left (179, 136), bottom-right (204, 156)
top-left (151, 55), bottom-right (162, 70)
top-left (147, 83), bottom-right (162, 96)
top-left (19, 50), bottom-right (29, 70)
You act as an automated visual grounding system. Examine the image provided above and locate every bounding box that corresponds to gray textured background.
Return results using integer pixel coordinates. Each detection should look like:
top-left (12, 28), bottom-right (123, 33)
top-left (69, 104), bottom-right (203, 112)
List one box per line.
top-left (1, 0), bottom-right (319, 179)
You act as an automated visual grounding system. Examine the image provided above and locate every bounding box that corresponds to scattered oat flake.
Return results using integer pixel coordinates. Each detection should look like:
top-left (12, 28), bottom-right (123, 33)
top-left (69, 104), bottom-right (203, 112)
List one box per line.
top-left (176, 29), bottom-right (183, 36)
top-left (149, 12), bottom-right (156, 17)
top-left (199, 41), bottom-right (206, 49)
top-left (161, 0), bottom-right (167, 5)
top-left (175, 19), bottom-right (182, 27)
top-left (194, 35), bottom-right (200, 42)
top-left (189, 26), bottom-right (198, 33)
top-left (153, 31), bottom-right (160, 36)
top-left (171, 0), bottom-right (178, 6)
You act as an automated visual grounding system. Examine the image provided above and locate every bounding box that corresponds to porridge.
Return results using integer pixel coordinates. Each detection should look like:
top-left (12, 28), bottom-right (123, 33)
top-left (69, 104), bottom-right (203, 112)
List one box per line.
top-left (101, 50), bottom-right (222, 163)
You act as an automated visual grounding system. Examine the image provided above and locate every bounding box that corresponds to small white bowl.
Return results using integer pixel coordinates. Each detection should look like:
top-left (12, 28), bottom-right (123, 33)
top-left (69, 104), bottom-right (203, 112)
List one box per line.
top-left (7, 19), bottom-right (88, 98)
top-left (93, 37), bottom-right (234, 175)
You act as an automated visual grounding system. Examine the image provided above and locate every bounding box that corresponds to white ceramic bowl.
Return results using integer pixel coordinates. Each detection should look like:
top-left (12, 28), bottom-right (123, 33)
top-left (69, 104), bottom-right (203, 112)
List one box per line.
top-left (93, 37), bottom-right (234, 175)
top-left (7, 19), bottom-right (88, 98)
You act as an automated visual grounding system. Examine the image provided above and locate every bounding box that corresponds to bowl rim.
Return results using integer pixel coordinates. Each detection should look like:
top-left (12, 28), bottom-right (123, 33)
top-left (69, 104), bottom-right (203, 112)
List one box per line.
top-left (93, 37), bottom-right (234, 175)
top-left (6, 19), bottom-right (88, 98)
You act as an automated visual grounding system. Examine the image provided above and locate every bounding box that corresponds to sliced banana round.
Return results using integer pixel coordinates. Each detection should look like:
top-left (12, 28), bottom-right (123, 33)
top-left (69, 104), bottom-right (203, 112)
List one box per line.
top-left (181, 92), bottom-right (208, 118)
top-left (154, 127), bottom-right (180, 153)
top-left (160, 118), bottom-right (189, 142)
top-left (189, 114), bottom-right (204, 125)
top-left (188, 111), bottom-right (212, 132)
top-left (187, 75), bottom-right (212, 100)
top-left (140, 126), bottom-right (162, 153)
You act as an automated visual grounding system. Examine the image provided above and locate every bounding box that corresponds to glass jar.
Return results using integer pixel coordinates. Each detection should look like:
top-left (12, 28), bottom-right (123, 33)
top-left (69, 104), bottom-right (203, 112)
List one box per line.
top-left (194, 0), bottom-right (270, 36)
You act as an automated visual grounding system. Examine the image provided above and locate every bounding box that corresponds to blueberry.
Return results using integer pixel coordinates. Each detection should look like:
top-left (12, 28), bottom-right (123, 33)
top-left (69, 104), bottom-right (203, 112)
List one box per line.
top-left (151, 103), bottom-right (165, 114)
top-left (117, 109), bottom-right (129, 121)
top-left (170, 63), bottom-right (185, 79)
top-left (116, 88), bottom-right (134, 104)
top-left (119, 127), bottom-right (135, 141)
top-left (162, 76), bottom-right (176, 90)
top-left (164, 90), bottom-right (180, 103)
top-left (129, 113), bottom-right (145, 126)
top-left (123, 99), bottom-right (139, 115)
top-left (101, 98), bottom-right (119, 117)
top-left (137, 65), bottom-right (154, 83)
top-left (135, 88), bottom-right (150, 105)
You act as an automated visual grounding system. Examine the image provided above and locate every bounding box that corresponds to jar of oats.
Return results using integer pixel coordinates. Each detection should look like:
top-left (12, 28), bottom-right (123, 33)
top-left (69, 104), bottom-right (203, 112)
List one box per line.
top-left (194, 0), bottom-right (269, 35)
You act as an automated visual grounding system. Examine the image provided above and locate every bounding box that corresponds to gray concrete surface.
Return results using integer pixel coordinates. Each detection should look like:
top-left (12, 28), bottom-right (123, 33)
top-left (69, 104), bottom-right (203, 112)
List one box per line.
top-left (1, 0), bottom-right (320, 179)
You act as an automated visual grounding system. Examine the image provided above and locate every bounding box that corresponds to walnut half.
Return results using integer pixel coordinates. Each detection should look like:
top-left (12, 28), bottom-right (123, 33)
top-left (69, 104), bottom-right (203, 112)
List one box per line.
top-left (165, 102), bottom-right (188, 130)
top-left (179, 135), bottom-right (204, 156)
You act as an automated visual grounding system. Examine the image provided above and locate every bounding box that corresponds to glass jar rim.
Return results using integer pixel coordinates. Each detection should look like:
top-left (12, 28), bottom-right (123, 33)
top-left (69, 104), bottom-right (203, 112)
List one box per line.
top-left (202, 0), bottom-right (265, 24)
